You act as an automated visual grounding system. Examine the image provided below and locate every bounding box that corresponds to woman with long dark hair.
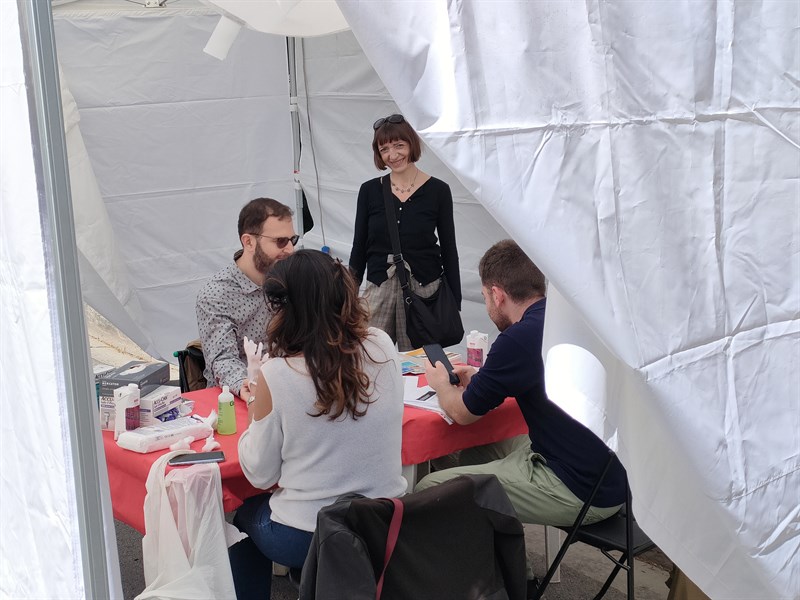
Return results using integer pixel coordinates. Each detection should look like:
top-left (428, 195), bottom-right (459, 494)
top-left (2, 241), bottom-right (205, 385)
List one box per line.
top-left (349, 113), bottom-right (461, 351)
top-left (228, 250), bottom-right (406, 599)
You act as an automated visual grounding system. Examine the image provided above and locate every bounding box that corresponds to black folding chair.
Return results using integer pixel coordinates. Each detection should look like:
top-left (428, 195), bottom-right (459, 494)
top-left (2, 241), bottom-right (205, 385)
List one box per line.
top-left (531, 451), bottom-right (655, 600)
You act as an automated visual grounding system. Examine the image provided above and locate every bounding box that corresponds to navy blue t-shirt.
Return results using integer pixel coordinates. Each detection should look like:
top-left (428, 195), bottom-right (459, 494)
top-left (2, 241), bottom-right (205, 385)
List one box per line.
top-left (462, 298), bottom-right (626, 508)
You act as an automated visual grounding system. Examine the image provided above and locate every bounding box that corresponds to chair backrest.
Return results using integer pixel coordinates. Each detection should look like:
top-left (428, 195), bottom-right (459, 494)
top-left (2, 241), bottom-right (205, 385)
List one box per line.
top-left (299, 474), bottom-right (527, 600)
top-left (174, 340), bottom-right (206, 393)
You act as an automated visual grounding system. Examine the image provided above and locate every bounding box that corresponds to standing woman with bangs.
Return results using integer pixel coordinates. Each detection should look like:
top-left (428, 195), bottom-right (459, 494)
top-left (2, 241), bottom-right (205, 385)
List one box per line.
top-left (228, 250), bottom-right (406, 600)
top-left (349, 114), bottom-right (461, 351)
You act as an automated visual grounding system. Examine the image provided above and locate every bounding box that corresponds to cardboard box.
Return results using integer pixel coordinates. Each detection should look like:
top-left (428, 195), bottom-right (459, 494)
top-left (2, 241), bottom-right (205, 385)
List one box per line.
top-left (139, 385), bottom-right (182, 427)
top-left (98, 361), bottom-right (170, 431)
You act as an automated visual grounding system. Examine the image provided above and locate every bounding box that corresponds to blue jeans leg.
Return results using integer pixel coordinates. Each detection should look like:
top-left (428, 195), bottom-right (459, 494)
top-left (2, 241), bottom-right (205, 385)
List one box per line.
top-left (229, 493), bottom-right (314, 600)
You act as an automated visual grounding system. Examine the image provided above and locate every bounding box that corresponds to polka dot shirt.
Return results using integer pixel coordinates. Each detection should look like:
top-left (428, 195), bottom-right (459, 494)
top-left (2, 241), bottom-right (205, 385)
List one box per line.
top-left (196, 254), bottom-right (272, 396)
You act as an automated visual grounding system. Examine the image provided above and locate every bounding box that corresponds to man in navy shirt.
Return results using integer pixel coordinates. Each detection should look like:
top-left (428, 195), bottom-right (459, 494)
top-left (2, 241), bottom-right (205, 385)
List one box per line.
top-left (416, 240), bottom-right (626, 527)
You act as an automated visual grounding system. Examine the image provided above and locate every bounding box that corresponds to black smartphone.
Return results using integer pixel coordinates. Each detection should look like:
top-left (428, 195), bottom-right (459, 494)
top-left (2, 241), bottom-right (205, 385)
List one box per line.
top-left (167, 451), bottom-right (225, 466)
top-left (422, 344), bottom-right (460, 385)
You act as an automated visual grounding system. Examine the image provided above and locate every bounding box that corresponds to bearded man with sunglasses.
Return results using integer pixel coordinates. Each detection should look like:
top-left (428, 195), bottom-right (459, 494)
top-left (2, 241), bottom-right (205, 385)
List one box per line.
top-left (196, 197), bottom-right (298, 398)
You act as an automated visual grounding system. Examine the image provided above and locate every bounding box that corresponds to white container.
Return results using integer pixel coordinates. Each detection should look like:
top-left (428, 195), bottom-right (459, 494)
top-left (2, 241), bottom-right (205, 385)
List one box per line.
top-left (466, 330), bottom-right (490, 367)
top-left (113, 383), bottom-right (140, 440)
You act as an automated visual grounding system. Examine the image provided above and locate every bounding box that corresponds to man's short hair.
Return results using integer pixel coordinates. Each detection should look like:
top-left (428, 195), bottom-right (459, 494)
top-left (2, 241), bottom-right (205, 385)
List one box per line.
top-left (237, 198), bottom-right (293, 238)
top-left (479, 239), bottom-right (546, 302)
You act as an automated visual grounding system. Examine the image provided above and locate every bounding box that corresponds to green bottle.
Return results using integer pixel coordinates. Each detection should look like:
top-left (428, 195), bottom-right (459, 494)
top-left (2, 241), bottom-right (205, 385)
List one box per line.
top-left (217, 385), bottom-right (237, 435)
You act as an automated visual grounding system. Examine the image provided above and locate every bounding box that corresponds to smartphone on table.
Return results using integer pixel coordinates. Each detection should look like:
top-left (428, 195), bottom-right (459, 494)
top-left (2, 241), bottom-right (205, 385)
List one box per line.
top-left (422, 344), bottom-right (460, 385)
top-left (167, 451), bottom-right (225, 466)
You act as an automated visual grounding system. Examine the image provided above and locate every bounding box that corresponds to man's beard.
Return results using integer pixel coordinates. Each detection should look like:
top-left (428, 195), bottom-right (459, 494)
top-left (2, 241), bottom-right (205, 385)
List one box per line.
top-left (488, 303), bottom-right (512, 332)
top-left (492, 314), bottom-right (513, 332)
top-left (253, 243), bottom-right (277, 275)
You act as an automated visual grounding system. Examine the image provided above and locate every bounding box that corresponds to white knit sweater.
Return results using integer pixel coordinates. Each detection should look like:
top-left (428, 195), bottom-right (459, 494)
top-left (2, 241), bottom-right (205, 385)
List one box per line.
top-left (237, 328), bottom-right (407, 531)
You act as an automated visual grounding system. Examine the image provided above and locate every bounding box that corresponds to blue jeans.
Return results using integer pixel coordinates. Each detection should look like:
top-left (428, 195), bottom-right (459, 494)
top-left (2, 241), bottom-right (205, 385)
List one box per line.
top-left (229, 493), bottom-right (314, 600)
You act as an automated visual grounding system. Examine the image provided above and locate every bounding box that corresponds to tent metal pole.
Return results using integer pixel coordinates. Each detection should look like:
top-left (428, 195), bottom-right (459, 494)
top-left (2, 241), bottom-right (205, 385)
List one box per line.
top-left (16, 1), bottom-right (114, 597)
top-left (287, 36), bottom-right (304, 246)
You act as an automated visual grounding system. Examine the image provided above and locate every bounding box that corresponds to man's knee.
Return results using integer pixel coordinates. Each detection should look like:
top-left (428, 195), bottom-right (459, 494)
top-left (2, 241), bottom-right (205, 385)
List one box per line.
top-left (414, 468), bottom-right (461, 492)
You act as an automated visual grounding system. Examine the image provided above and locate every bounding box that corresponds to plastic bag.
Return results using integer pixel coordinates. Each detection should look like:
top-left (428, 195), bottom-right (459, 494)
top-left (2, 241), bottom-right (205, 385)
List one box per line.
top-left (135, 451), bottom-right (246, 600)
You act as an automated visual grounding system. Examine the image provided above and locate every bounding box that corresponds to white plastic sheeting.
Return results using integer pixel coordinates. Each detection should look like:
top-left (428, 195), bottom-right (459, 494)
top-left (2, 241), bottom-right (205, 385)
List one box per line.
top-left (2, 2), bottom-right (92, 597)
top-left (337, 1), bottom-right (800, 598)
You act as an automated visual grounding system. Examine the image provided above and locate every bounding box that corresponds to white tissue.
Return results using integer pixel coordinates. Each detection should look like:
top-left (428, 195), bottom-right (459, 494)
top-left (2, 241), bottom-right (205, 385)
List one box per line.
top-left (202, 436), bottom-right (221, 452)
top-left (243, 335), bottom-right (268, 386)
top-left (198, 410), bottom-right (218, 430)
top-left (169, 435), bottom-right (194, 451)
top-left (116, 416), bottom-right (213, 454)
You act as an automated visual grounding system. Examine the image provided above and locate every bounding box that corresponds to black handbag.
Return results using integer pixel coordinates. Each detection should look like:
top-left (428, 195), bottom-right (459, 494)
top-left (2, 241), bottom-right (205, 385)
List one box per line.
top-left (381, 176), bottom-right (464, 348)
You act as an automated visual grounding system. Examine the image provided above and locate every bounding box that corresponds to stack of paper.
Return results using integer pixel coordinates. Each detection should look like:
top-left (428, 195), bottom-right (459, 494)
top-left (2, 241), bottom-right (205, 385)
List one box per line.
top-left (402, 377), bottom-right (453, 424)
top-left (400, 348), bottom-right (463, 368)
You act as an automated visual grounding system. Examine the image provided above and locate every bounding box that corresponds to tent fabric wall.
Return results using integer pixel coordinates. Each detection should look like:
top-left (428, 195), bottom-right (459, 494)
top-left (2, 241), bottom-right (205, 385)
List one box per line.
top-left (53, 1), bottom-right (512, 358)
top-left (337, 1), bottom-right (800, 598)
top-left (1, 1), bottom-right (118, 596)
top-left (49, 1), bottom-right (798, 597)
top-left (53, 1), bottom-right (296, 360)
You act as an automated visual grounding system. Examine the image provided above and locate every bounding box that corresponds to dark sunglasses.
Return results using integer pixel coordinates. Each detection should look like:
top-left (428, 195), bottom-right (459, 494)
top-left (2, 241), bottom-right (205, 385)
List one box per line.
top-left (253, 233), bottom-right (299, 249)
top-left (373, 114), bottom-right (405, 130)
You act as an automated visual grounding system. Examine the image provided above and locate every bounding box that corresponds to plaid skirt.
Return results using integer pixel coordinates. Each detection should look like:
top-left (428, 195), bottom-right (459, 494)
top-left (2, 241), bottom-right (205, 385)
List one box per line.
top-left (364, 255), bottom-right (441, 352)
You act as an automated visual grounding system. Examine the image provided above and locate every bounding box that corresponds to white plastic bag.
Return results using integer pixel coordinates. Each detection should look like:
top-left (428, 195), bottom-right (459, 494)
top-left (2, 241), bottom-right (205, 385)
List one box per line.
top-left (135, 451), bottom-right (246, 600)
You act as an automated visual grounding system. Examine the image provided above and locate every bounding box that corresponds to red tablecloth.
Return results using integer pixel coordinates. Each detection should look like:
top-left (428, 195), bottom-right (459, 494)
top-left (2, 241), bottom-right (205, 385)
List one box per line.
top-left (103, 386), bottom-right (526, 534)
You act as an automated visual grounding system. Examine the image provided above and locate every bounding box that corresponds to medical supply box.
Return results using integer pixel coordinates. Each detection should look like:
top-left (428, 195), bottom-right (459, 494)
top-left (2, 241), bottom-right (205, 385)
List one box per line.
top-left (98, 361), bottom-right (170, 431)
top-left (139, 385), bottom-right (182, 427)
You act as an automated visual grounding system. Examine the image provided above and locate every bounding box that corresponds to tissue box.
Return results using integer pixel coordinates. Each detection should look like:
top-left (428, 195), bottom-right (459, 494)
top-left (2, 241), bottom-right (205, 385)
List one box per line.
top-left (98, 361), bottom-right (170, 431)
top-left (139, 385), bottom-right (182, 427)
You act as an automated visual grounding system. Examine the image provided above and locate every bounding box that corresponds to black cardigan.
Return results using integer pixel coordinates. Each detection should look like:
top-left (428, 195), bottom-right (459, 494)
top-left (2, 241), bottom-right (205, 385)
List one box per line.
top-left (348, 175), bottom-right (461, 305)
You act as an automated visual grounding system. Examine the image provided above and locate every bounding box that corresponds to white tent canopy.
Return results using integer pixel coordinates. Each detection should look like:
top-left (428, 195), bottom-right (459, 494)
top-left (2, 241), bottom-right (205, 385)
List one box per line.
top-left (4, 0), bottom-right (795, 597)
top-left (336, 3), bottom-right (798, 598)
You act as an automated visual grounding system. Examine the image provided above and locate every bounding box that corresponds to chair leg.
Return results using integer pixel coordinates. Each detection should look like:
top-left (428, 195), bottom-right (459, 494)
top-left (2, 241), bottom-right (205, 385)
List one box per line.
top-left (625, 483), bottom-right (635, 599)
top-left (591, 554), bottom-right (627, 600)
top-left (530, 522), bottom-right (584, 600)
top-left (627, 555), bottom-right (635, 600)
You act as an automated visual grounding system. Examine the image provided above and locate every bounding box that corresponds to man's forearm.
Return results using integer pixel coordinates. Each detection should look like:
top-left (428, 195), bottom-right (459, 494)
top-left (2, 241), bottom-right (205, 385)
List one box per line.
top-left (436, 384), bottom-right (481, 425)
top-left (211, 358), bottom-right (247, 396)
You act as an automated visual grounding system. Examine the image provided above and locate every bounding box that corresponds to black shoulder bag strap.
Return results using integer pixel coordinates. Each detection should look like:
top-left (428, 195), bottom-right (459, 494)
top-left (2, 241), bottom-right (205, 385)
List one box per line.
top-left (381, 176), bottom-right (415, 305)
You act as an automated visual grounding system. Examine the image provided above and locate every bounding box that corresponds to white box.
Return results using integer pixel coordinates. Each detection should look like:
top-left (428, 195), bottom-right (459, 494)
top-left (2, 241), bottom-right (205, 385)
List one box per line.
top-left (139, 385), bottom-right (182, 427)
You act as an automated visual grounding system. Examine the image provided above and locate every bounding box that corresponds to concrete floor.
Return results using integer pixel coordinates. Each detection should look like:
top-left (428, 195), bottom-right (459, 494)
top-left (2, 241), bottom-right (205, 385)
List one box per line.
top-left (90, 305), bottom-right (670, 599)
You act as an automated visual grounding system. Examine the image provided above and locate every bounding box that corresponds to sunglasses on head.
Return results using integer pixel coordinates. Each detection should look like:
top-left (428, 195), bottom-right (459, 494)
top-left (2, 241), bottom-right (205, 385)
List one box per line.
top-left (253, 233), bottom-right (300, 249)
top-left (373, 114), bottom-right (405, 130)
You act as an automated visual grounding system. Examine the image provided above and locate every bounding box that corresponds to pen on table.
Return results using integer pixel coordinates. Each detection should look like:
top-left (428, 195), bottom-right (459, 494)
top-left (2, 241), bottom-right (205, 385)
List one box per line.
top-left (415, 390), bottom-right (436, 402)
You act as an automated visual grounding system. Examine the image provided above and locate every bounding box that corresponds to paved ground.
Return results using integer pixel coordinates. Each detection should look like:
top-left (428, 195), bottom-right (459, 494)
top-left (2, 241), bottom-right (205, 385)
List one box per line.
top-left (89, 305), bottom-right (670, 599)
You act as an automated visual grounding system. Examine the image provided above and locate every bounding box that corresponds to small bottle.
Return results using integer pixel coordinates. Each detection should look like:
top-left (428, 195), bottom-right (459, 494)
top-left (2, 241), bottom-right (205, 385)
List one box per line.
top-left (466, 330), bottom-right (490, 368)
top-left (113, 383), bottom-right (140, 440)
top-left (217, 385), bottom-right (237, 435)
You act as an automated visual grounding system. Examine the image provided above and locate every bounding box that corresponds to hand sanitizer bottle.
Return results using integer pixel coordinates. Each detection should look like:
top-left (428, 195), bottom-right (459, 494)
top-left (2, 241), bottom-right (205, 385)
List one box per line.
top-left (217, 385), bottom-right (237, 435)
top-left (466, 330), bottom-right (490, 368)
